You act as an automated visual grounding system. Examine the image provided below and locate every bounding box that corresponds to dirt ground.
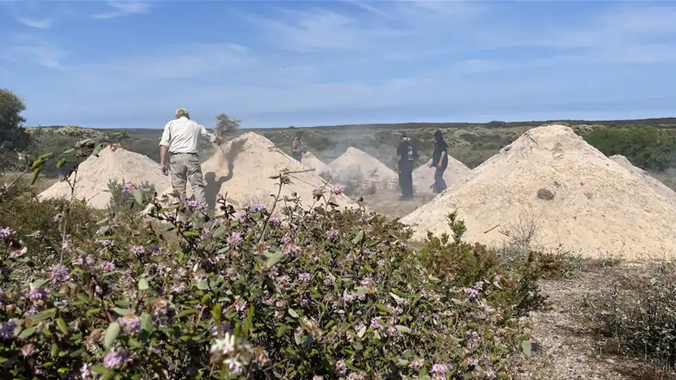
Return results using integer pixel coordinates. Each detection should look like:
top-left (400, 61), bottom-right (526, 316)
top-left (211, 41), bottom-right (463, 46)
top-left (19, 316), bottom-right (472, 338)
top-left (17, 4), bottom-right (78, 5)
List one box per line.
top-left (509, 262), bottom-right (676, 380)
top-left (358, 189), bottom-right (437, 219)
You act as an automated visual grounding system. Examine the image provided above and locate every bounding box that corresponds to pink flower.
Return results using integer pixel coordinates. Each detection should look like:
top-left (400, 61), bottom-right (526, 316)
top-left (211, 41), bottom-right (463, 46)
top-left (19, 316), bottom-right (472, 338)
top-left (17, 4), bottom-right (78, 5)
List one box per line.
top-left (332, 185), bottom-right (344, 195)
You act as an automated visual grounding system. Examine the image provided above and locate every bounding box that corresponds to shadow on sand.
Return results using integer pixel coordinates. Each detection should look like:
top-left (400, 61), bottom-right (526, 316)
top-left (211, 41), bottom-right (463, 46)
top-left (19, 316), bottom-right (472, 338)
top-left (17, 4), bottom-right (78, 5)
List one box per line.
top-left (204, 137), bottom-right (247, 214)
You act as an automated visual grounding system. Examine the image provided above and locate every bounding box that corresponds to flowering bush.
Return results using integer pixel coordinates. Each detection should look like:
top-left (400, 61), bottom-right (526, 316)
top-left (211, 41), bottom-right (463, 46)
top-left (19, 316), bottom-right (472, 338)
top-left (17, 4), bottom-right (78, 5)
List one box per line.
top-left (107, 179), bottom-right (156, 214)
top-left (0, 176), bottom-right (535, 379)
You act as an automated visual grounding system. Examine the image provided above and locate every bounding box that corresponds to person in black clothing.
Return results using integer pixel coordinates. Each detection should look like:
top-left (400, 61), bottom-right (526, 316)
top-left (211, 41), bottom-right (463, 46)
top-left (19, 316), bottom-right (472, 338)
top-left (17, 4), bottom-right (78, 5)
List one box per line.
top-left (396, 133), bottom-right (417, 199)
top-left (430, 130), bottom-right (448, 194)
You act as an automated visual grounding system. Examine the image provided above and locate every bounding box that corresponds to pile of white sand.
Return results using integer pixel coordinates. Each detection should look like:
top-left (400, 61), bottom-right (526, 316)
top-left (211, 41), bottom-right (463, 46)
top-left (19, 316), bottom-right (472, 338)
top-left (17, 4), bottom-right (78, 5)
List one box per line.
top-left (302, 151), bottom-right (332, 176)
top-left (400, 124), bottom-right (676, 260)
top-left (610, 155), bottom-right (676, 205)
top-left (412, 157), bottom-right (470, 193)
top-left (329, 147), bottom-right (398, 184)
top-left (39, 146), bottom-right (171, 209)
top-left (154, 132), bottom-right (356, 212)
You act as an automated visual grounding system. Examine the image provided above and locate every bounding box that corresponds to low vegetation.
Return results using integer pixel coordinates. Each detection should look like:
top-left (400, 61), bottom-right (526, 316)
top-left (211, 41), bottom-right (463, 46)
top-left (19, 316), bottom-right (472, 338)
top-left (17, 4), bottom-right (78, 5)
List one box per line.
top-left (0, 158), bottom-right (550, 379)
top-left (586, 261), bottom-right (676, 373)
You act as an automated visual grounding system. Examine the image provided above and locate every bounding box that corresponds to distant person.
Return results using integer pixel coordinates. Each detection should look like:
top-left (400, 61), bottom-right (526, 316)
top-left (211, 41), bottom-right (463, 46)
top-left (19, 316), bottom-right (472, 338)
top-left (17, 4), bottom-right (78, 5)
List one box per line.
top-left (291, 131), bottom-right (303, 162)
top-left (430, 129), bottom-right (448, 194)
top-left (396, 133), bottom-right (417, 199)
top-left (159, 108), bottom-right (224, 212)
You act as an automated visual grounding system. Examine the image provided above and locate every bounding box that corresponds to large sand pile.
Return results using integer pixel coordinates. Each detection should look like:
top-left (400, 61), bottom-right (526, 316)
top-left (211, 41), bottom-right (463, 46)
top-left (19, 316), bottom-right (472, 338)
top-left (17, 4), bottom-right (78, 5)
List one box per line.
top-left (400, 124), bottom-right (676, 259)
top-left (154, 132), bottom-right (356, 212)
top-left (302, 151), bottom-right (332, 176)
top-left (412, 157), bottom-right (470, 193)
top-left (39, 146), bottom-right (171, 209)
top-left (329, 147), bottom-right (398, 183)
top-left (610, 155), bottom-right (676, 205)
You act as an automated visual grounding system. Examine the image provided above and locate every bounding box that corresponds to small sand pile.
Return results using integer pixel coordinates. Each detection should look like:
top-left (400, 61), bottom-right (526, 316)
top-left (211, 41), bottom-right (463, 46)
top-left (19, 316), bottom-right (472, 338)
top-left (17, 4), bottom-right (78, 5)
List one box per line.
top-left (400, 124), bottom-right (676, 259)
top-left (153, 132), bottom-right (356, 212)
top-left (39, 146), bottom-right (171, 209)
top-left (329, 147), bottom-right (398, 184)
top-left (302, 151), bottom-right (332, 176)
top-left (610, 155), bottom-right (676, 205)
top-left (412, 157), bottom-right (470, 193)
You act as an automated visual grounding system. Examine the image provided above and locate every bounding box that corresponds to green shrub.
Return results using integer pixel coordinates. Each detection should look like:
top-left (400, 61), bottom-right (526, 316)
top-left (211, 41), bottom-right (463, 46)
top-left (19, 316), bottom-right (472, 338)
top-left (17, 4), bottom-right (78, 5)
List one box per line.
top-left (0, 183), bottom-right (534, 379)
top-left (418, 212), bottom-right (544, 321)
top-left (588, 261), bottom-right (676, 368)
top-left (106, 179), bottom-right (156, 214)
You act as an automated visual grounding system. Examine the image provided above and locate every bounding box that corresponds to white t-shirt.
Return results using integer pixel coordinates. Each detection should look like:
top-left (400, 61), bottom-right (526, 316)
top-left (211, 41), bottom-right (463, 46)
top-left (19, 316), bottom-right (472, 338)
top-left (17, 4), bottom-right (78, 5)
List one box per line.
top-left (159, 117), bottom-right (216, 154)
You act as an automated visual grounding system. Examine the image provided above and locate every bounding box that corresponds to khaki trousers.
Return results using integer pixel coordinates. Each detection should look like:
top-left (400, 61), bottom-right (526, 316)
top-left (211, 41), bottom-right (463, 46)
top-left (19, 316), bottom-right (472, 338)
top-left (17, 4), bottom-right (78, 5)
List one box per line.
top-left (169, 153), bottom-right (207, 211)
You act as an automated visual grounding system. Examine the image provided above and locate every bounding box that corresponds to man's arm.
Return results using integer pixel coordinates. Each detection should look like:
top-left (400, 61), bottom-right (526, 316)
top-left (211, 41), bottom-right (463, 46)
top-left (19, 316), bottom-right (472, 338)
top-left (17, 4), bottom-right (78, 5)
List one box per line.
top-left (199, 125), bottom-right (218, 143)
top-left (159, 122), bottom-right (172, 168)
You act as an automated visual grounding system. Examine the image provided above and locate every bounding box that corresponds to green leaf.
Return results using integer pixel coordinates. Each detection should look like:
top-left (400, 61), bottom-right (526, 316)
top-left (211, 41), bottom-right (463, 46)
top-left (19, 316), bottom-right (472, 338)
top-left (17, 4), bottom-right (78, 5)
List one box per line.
top-left (395, 325), bottom-right (412, 334)
top-left (38, 152), bottom-right (54, 160)
top-left (521, 340), bottom-right (532, 357)
top-left (30, 167), bottom-right (42, 185)
top-left (354, 287), bottom-right (369, 296)
top-left (352, 230), bottom-right (365, 245)
top-left (91, 365), bottom-right (106, 374)
top-left (212, 226), bottom-right (227, 238)
top-left (288, 308), bottom-right (299, 318)
top-left (213, 304), bottom-right (222, 324)
top-left (31, 158), bottom-right (44, 169)
top-left (138, 278), bottom-right (149, 290)
top-left (140, 313), bottom-right (154, 333)
top-left (28, 308), bottom-right (57, 323)
top-left (182, 231), bottom-right (200, 237)
top-left (56, 318), bottom-right (69, 335)
top-left (50, 343), bottom-right (59, 357)
top-left (92, 144), bottom-right (104, 157)
top-left (30, 278), bottom-right (49, 290)
top-left (132, 189), bottom-right (144, 205)
top-left (104, 322), bottom-right (121, 350)
top-left (101, 370), bottom-right (116, 380)
top-left (265, 252), bottom-right (284, 268)
top-left (18, 327), bottom-right (36, 339)
top-left (176, 309), bottom-right (197, 318)
top-left (357, 325), bottom-right (366, 338)
top-left (195, 280), bottom-right (208, 290)
top-left (112, 308), bottom-right (133, 316)
top-left (56, 158), bottom-right (68, 169)
top-left (63, 148), bottom-right (75, 155)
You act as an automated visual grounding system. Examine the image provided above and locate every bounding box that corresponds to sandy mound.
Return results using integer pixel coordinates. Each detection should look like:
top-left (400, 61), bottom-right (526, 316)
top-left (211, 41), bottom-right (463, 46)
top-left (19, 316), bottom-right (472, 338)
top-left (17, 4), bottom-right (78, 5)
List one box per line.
top-left (329, 147), bottom-right (398, 183)
top-left (153, 132), bottom-right (356, 213)
top-left (610, 155), bottom-right (676, 205)
top-left (39, 146), bottom-right (171, 209)
top-left (412, 157), bottom-right (470, 193)
top-left (400, 124), bottom-right (676, 260)
top-left (302, 151), bottom-right (332, 176)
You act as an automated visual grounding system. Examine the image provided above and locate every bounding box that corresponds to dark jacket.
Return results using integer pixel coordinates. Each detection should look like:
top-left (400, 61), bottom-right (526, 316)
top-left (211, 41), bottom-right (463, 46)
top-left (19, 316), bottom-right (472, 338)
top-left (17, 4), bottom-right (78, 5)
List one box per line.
top-left (397, 140), bottom-right (417, 169)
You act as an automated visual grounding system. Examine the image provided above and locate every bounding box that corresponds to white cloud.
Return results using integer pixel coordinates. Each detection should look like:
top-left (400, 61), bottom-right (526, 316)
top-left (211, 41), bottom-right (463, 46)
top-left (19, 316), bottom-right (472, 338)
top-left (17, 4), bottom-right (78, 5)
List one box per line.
top-left (0, 34), bottom-right (68, 69)
top-left (2, 1), bottom-right (56, 29)
top-left (241, 5), bottom-right (416, 52)
top-left (75, 42), bottom-right (254, 79)
top-left (92, 0), bottom-right (153, 20)
top-left (14, 17), bottom-right (53, 29)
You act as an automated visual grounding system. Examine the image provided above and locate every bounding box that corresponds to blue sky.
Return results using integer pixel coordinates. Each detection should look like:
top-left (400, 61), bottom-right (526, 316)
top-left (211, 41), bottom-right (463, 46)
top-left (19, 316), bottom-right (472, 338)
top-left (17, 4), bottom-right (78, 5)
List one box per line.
top-left (1, 0), bottom-right (676, 129)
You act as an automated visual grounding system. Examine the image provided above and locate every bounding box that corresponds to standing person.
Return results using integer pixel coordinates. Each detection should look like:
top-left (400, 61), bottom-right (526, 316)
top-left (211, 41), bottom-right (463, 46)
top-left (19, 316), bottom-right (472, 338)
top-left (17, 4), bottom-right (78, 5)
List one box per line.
top-left (430, 129), bottom-right (448, 194)
top-left (291, 131), bottom-right (303, 162)
top-left (396, 133), bottom-right (417, 199)
top-left (159, 108), bottom-right (224, 212)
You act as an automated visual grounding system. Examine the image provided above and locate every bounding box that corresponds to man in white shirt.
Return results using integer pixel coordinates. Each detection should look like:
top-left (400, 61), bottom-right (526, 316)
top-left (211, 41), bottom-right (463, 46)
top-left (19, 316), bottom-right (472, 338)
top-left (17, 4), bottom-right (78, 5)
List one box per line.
top-left (159, 108), bottom-right (224, 212)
